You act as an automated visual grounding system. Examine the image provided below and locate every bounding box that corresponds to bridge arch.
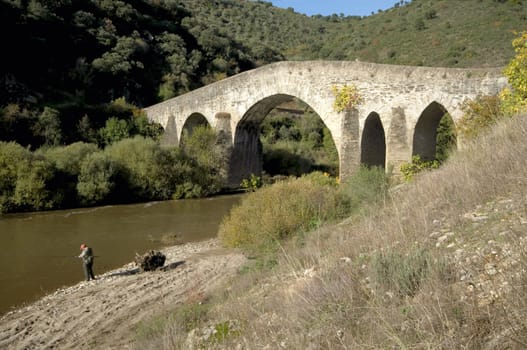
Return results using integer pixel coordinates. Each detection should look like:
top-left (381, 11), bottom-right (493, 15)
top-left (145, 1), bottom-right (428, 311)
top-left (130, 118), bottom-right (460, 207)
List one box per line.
top-left (180, 113), bottom-right (210, 143)
top-left (228, 94), bottom-right (338, 185)
top-left (361, 112), bottom-right (386, 168)
top-left (145, 61), bottom-right (506, 184)
top-left (412, 101), bottom-right (456, 161)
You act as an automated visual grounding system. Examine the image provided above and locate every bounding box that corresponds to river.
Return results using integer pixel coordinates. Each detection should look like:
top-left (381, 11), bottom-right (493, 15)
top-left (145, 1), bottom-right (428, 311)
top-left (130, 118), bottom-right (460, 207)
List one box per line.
top-left (0, 194), bottom-right (243, 316)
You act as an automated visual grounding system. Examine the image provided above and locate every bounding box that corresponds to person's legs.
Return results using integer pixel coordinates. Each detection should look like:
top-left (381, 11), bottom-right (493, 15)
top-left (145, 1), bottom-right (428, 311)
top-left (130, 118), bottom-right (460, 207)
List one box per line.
top-left (83, 263), bottom-right (90, 281)
top-left (87, 261), bottom-right (95, 280)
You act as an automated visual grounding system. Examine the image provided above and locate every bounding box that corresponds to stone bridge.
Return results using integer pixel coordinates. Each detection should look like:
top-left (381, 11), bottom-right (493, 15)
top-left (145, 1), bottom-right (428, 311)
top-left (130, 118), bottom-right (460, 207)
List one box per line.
top-left (144, 61), bottom-right (507, 187)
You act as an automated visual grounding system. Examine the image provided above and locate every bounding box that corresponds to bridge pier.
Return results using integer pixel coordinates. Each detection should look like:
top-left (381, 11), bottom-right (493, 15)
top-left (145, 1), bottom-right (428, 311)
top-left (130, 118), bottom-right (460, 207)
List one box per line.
top-left (214, 113), bottom-right (234, 187)
top-left (227, 121), bottom-right (263, 188)
top-left (338, 109), bottom-right (361, 183)
top-left (386, 107), bottom-right (412, 175)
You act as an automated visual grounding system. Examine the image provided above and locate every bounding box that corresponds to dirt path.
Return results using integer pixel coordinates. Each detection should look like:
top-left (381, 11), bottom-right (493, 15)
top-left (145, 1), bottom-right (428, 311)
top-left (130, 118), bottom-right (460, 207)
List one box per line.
top-left (0, 239), bottom-right (246, 349)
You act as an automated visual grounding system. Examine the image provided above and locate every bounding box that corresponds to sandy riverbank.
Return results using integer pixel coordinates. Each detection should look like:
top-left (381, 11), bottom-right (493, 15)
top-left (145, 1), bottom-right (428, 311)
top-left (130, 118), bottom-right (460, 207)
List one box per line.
top-left (0, 238), bottom-right (246, 349)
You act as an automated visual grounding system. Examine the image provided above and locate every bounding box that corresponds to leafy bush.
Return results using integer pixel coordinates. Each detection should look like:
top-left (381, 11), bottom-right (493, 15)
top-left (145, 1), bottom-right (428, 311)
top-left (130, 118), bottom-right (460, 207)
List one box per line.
top-left (240, 174), bottom-right (262, 192)
top-left (457, 95), bottom-right (502, 140)
top-left (339, 165), bottom-right (390, 214)
top-left (99, 117), bottom-right (130, 146)
top-left (13, 156), bottom-right (57, 212)
top-left (400, 155), bottom-right (440, 181)
top-left (0, 142), bottom-right (31, 213)
top-left (218, 172), bottom-right (344, 250)
top-left (32, 107), bottom-right (62, 146)
top-left (39, 142), bottom-right (99, 176)
top-left (105, 136), bottom-right (179, 200)
top-left (501, 30), bottom-right (527, 115)
top-left (77, 151), bottom-right (121, 205)
top-left (180, 125), bottom-right (226, 196)
top-left (0, 142), bottom-right (58, 213)
top-left (331, 84), bottom-right (364, 112)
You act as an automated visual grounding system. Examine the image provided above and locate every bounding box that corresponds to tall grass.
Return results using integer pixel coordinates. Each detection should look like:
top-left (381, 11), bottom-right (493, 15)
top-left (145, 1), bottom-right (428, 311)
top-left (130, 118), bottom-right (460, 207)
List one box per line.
top-left (135, 114), bottom-right (527, 349)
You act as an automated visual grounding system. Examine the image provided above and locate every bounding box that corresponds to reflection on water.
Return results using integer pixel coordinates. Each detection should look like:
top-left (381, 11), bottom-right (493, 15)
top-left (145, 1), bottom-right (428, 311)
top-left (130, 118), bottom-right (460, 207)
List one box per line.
top-left (0, 194), bottom-right (242, 316)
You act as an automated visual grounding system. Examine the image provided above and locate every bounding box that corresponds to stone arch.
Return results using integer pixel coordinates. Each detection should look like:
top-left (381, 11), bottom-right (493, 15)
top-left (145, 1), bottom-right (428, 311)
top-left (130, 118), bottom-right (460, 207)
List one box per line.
top-left (228, 93), bottom-right (338, 186)
top-left (361, 112), bottom-right (386, 168)
top-left (180, 113), bottom-right (210, 145)
top-left (412, 101), bottom-right (453, 161)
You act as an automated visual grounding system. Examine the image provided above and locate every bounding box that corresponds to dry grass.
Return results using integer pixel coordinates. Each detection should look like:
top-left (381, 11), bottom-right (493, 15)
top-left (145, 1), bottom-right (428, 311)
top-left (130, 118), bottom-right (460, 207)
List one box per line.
top-left (135, 114), bottom-right (527, 349)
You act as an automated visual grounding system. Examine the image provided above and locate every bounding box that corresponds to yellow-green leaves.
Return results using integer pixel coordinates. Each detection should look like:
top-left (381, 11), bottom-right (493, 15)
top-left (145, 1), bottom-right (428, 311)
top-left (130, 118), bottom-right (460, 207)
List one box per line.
top-left (331, 84), bottom-right (363, 112)
top-left (502, 31), bottom-right (527, 115)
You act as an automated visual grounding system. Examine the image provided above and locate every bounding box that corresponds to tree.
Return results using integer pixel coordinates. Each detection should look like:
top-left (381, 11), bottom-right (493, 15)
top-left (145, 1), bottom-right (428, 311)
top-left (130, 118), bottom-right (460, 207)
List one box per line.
top-left (77, 151), bottom-right (119, 205)
top-left (501, 31), bottom-right (527, 115)
top-left (99, 117), bottom-right (130, 146)
top-left (33, 107), bottom-right (62, 146)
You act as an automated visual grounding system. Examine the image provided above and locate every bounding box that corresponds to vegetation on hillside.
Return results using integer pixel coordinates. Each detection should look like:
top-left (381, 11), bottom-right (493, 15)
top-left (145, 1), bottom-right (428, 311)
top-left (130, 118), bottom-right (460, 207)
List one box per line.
top-left (1, 0), bottom-right (525, 150)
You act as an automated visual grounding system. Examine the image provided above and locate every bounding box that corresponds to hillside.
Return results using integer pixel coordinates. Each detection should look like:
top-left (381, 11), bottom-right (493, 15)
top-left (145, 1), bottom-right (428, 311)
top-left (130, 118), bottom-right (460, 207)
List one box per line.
top-left (1, 0), bottom-right (525, 149)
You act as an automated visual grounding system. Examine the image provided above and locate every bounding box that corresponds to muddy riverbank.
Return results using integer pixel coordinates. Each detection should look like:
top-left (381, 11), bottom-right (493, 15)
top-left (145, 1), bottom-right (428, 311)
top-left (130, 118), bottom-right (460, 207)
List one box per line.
top-left (0, 238), bottom-right (246, 349)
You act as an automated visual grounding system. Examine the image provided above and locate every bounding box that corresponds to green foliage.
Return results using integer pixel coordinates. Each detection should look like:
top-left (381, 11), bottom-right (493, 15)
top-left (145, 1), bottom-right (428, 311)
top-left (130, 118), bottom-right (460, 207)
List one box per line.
top-left (77, 151), bottom-right (120, 205)
top-left (13, 156), bottom-right (57, 211)
top-left (40, 142), bottom-right (99, 176)
top-left (218, 172), bottom-right (344, 251)
top-left (99, 117), bottom-right (130, 146)
top-left (105, 136), bottom-right (178, 200)
top-left (339, 165), bottom-right (390, 214)
top-left (458, 95), bottom-right (502, 140)
top-left (179, 125), bottom-right (226, 197)
top-left (0, 141), bottom-right (61, 213)
top-left (260, 106), bottom-right (339, 177)
top-left (0, 142), bottom-right (33, 213)
top-left (400, 155), bottom-right (440, 181)
top-left (33, 107), bottom-right (62, 146)
top-left (240, 174), bottom-right (262, 192)
top-left (435, 114), bottom-right (457, 162)
top-left (501, 31), bottom-right (527, 115)
top-left (331, 84), bottom-right (364, 112)
top-left (2, 0), bottom-right (525, 150)
top-left (210, 321), bottom-right (240, 343)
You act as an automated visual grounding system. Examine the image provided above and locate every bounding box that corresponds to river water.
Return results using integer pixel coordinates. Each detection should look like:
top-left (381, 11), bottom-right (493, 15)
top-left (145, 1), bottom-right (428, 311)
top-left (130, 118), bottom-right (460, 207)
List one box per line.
top-left (0, 194), bottom-right (243, 316)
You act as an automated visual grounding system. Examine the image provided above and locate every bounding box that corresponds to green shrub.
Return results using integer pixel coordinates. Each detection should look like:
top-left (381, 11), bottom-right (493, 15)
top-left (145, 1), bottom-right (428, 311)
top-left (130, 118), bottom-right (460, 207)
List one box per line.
top-left (99, 117), bottom-right (130, 146)
top-left (331, 84), bottom-right (364, 112)
top-left (435, 114), bottom-right (457, 162)
top-left (240, 173), bottom-right (262, 192)
top-left (457, 95), bottom-right (502, 140)
top-left (33, 107), bottom-right (62, 146)
top-left (0, 142), bottom-right (31, 213)
top-left (105, 136), bottom-right (178, 200)
top-left (13, 156), bottom-right (57, 212)
top-left (400, 155), bottom-right (440, 181)
top-left (180, 125), bottom-right (226, 195)
top-left (339, 165), bottom-right (390, 213)
top-left (77, 151), bottom-right (120, 205)
top-left (218, 172), bottom-right (344, 250)
top-left (39, 142), bottom-right (99, 176)
top-left (0, 142), bottom-right (58, 212)
top-left (501, 31), bottom-right (527, 115)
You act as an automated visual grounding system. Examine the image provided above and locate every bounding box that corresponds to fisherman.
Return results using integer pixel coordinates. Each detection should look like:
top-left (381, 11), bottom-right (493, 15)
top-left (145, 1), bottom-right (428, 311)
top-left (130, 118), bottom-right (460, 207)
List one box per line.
top-left (78, 243), bottom-right (95, 281)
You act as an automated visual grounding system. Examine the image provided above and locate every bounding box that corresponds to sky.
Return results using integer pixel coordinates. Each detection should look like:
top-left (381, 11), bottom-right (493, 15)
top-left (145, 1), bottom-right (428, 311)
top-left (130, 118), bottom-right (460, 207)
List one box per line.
top-left (270, 0), bottom-right (397, 17)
